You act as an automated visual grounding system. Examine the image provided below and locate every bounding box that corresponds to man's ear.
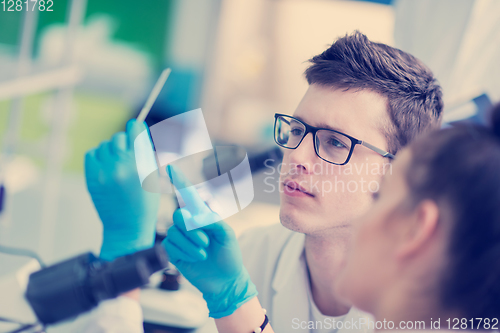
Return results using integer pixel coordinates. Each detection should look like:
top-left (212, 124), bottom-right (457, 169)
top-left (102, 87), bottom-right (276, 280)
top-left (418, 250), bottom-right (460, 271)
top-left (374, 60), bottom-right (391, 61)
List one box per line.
top-left (395, 199), bottom-right (440, 260)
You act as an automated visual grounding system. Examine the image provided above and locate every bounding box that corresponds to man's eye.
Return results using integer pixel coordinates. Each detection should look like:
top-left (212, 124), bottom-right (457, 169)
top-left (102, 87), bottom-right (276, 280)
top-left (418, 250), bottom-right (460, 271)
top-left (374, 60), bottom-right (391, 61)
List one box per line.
top-left (291, 128), bottom-right (304, 136)
top-left (327, 137), bottom-right (347, 149)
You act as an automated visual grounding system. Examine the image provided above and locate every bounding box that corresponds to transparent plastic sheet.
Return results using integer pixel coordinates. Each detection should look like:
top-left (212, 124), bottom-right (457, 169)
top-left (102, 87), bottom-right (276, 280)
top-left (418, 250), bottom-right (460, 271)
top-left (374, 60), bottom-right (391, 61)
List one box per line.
top-left (134, 109), bottom-right (254, 229)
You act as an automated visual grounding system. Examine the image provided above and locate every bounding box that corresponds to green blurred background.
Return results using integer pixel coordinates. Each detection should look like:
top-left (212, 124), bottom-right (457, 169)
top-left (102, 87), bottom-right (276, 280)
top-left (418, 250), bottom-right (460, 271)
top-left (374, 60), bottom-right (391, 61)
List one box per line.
top-left (0, 0), bottom-right (172, 172)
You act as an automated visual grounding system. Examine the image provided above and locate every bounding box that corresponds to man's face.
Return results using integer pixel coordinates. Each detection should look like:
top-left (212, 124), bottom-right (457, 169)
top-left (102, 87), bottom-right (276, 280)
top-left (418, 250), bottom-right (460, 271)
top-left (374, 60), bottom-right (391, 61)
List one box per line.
top-left (279, 84), bottom-right (391, 235)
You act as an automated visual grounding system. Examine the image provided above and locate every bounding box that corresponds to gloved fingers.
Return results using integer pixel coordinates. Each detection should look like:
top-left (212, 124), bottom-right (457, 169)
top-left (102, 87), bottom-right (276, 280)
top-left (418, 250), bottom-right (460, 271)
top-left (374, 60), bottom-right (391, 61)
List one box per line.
top-left (126, 119), bottom-right (149, 151)
top-left (172, 207), bottom-right (191, 230)
top-left (110, 132), bottom-right (128, 155)
top-left (163, 238), bottom-right (199, 263)
top-left (168, 165), bottom-right (210, 215)
top-left (84, 149), bottom-right (100, 179)
top-left (167, 226), bottom-right (207, 260)
top-left (172, 209), bottom-right (210, 247)
top-left (95, 141), bottom-right (113, 163)
top-left (200, 219), bottom-right (237, 246)
top-left (189, 211), bottom-right (223, 231)
top-left (173, 205), bottom-right (230, 246)
top-left (173, 208), bottom-right (192, 230)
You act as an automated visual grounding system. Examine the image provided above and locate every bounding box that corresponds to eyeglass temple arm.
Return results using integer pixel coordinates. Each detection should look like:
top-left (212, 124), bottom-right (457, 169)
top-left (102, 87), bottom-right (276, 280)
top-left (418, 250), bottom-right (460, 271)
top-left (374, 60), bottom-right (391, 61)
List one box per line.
top-left (360, 141), bottom-right (395, 159)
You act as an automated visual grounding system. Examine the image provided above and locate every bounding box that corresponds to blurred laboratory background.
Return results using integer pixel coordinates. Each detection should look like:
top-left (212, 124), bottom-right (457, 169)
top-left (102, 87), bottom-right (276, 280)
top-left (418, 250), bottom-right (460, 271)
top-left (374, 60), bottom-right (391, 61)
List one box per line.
top-left (0, 0), bottom-right (499, 331)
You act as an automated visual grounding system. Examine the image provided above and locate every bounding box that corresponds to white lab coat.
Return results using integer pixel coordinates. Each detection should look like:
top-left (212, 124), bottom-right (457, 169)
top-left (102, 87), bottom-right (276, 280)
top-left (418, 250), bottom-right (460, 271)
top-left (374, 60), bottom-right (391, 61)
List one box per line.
top-left (237, 223), bottom-right (374, 333)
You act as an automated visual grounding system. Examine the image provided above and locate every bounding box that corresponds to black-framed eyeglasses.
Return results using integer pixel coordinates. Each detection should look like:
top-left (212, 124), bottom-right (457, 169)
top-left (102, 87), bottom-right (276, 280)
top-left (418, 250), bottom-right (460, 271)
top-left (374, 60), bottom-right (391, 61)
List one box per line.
top-left (274, 113), bottom-right (395, 166)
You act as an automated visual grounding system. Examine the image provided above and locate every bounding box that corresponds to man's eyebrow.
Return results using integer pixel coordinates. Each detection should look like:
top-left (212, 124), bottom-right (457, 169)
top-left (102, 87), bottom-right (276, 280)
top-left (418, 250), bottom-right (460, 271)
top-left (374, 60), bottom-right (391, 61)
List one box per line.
top-left (294, 115), bottom-right (346, 133)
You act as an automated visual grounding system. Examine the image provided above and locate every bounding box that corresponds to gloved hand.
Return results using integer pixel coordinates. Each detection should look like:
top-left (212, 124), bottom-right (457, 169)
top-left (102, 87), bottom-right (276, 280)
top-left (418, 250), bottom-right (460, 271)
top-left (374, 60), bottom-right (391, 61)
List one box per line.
top-left (163, 165), bottom-right (257, 318)
top-left (85, 119), bottom-right (160, 261)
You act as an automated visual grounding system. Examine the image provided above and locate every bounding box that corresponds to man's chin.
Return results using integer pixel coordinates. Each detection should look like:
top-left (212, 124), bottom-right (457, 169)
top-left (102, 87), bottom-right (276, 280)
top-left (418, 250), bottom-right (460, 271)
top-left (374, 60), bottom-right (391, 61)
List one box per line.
top-left (279, 210), bottom-right (348, 236)
top-left (279, 211), bottom-right (314, 234)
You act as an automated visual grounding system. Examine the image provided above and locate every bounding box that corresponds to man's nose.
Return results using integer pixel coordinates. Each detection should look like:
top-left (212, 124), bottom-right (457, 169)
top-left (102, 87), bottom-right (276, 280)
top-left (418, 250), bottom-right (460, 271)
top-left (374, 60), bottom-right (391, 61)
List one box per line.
top-left (286, 133), bottom-right (318, 174)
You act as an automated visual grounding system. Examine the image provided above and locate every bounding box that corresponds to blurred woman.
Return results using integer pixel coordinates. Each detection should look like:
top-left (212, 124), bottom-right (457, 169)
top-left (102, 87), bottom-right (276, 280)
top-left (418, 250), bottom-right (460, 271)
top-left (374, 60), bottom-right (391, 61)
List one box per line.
top-left (334, 103), bottom-right (500, 330)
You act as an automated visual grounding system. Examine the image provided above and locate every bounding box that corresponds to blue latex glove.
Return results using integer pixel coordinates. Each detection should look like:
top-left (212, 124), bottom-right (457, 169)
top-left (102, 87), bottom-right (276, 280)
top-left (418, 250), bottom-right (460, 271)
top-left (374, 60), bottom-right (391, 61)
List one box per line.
top-left (163, 165), bottom-right (257, 318)
top-left (85, 119), bottom-right (160, 261)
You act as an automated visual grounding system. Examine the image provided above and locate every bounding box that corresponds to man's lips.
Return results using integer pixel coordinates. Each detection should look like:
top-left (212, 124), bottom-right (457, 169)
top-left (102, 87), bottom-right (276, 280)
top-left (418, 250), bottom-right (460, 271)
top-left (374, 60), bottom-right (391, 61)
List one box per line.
top-left (282, 179), bottom-right (314, 197)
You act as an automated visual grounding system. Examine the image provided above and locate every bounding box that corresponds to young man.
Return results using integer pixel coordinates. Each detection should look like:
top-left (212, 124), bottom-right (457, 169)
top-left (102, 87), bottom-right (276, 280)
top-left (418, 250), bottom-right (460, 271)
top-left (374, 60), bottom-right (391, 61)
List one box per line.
top-left (165, 31), bottom-right (443, 332)
top-left (86, 31), bottom-right (443, 332)
top-left (234, 31), bottom-right (443, 332)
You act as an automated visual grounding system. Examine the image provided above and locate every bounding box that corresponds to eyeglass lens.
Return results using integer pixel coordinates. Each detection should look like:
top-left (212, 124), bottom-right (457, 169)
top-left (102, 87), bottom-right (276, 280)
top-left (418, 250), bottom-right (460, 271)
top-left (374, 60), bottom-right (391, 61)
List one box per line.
top-left (275, 115), bottom-right (352, 164)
